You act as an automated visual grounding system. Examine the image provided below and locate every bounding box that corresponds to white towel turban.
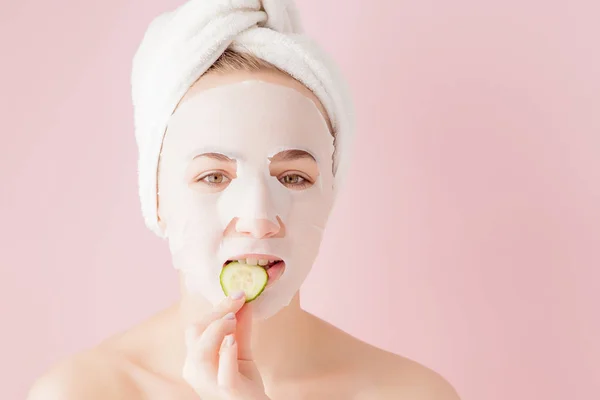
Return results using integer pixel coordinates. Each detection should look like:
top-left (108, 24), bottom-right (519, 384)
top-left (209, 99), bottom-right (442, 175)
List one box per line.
top-left (131, 0), bottom-right (355, 237)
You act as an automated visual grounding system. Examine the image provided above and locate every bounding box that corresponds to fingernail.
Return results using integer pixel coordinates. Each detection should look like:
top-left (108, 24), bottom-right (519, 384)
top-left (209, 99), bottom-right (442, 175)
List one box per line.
top-left (230, 290), bottom-right (246, 300)
top-left (225, 335), bottom-right (235, 347)
top-left (223, 312), bottom-right (235, 320)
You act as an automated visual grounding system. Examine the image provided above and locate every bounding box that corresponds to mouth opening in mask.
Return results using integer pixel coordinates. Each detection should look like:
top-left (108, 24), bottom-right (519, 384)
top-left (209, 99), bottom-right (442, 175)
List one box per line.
top-left (223, 255), bottom-right (286, 288)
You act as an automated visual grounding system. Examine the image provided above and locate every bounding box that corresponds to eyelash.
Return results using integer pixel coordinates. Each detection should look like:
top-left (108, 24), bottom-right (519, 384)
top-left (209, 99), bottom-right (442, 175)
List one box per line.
top-left (195, 171), bottom-right (231, 187)
top-left (194, 172), bottom-right (313, 189)
top-left (279, 173), bottom-right (313, 189)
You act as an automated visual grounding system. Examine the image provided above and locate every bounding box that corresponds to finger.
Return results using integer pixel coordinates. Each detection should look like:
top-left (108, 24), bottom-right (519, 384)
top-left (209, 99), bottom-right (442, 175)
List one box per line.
top-left (235, 302), bottom-right (254, 361)
top-left (194, 291), bottom-right (246, 330)
top-left (184, 316), bottom-right (236, 390)
top-left (217, 334), bottom-right (239, 388)
top-left (183, 327), bottom-right (219, 396)
top-left (234, 304), bottom-right (262, 383)
top-left (194, 313), bottom-right (237, 365)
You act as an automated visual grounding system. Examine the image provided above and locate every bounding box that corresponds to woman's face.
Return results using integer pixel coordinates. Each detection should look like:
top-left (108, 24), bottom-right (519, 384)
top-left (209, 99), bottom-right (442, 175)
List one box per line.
top-left (157, 71), bottom-right (335, 320)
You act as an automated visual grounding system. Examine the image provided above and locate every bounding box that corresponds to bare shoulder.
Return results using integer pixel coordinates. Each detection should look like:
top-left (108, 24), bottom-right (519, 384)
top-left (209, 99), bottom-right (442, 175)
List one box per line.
top-left (374, 353), bottom-right (460, 399)
top-left (355, 343), bottom-right (461, 400)
top-left (316, 321), bottom-right (460, 400)
top-left (26, 347), bottom-right (141, 400)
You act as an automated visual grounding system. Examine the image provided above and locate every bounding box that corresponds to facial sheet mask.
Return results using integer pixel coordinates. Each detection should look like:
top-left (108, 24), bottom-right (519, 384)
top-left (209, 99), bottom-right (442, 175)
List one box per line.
top-left (159, 81), bottom-right (335, 320)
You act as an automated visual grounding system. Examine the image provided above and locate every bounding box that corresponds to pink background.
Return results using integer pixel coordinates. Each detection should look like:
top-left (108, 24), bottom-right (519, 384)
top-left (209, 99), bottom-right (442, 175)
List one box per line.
top-left (1, 1), bottom-right (598, 399)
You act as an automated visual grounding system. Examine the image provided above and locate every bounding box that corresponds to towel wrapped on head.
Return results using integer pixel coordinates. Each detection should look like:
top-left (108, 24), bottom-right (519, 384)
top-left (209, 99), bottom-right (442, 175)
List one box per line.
top-left (131, 0), bottom-right (355, 237)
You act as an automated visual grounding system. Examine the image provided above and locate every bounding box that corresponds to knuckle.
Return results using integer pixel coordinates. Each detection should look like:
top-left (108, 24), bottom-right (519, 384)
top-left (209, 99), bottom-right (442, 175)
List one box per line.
top-left (207, 316), bottom-right (236, 336)
top-left (197, 314), bottom-right (216, 329)
top-left (199, 308), bottom-right (230, 328)
top-left (202, 317), bottom-right (227, 336)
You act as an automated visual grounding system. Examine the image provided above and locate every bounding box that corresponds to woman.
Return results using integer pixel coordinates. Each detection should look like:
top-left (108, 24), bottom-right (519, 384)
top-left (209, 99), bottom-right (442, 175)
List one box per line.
top-left (28, 1), bottom-right (460, 399)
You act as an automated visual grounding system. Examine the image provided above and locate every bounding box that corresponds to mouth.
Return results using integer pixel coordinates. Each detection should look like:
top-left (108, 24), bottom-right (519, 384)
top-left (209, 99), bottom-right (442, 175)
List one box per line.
top-left (223, 254), bottom-right (286, 288)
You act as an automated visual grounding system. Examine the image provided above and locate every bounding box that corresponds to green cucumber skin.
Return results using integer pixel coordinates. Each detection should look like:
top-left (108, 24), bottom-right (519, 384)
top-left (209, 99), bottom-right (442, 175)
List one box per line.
top-left (220, 263), bottom-right (268, 303)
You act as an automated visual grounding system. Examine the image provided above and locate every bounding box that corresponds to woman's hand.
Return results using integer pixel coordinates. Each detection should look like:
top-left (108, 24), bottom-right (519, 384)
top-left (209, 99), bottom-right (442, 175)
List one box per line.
top-left (182, 292), bottom-right (270, 399)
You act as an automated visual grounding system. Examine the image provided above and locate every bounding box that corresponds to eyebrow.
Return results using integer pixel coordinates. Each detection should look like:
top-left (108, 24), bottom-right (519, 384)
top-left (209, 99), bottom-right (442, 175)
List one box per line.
top-left (192, 152), bottom-right (236, 162)
top-left (269, 149), bottom-right (316, 162)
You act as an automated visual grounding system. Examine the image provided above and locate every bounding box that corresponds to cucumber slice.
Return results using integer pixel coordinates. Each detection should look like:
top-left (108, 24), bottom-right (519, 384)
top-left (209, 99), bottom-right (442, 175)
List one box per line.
top-left (220, 262), bottom-right (268, 303)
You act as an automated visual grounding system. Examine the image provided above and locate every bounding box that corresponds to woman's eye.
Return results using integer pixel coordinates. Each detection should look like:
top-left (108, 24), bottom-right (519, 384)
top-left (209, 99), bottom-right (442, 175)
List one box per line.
top-left (279, 173), bottom-right (312, 189)
top-left (196, 172), bottom-right (230, 186)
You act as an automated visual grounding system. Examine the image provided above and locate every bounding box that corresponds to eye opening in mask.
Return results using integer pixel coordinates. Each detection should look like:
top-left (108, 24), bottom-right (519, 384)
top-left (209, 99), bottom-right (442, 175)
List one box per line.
top-left (269, 149), bottom-right (319, 191)
top-left (277, 171), bottom-right (314, 189)
top-left (186, 152), bottom-right (237, 191)
top-left (194, 170), bottom-right (233, 187)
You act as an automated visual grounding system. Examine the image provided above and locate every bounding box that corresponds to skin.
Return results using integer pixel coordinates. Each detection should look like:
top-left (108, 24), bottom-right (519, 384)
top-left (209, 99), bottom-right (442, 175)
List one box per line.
top-left (26, 70), bottom-right (461, 400)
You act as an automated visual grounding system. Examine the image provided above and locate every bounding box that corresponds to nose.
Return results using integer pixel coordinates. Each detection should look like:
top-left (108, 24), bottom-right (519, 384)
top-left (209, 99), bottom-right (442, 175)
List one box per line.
top-left (235, 217), bottom-right (281, 239)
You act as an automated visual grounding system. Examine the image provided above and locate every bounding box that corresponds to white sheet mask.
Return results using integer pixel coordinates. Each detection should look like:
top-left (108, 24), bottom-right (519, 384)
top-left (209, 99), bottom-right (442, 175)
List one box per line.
top-left (158, 80), bottom-right (335, 320)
